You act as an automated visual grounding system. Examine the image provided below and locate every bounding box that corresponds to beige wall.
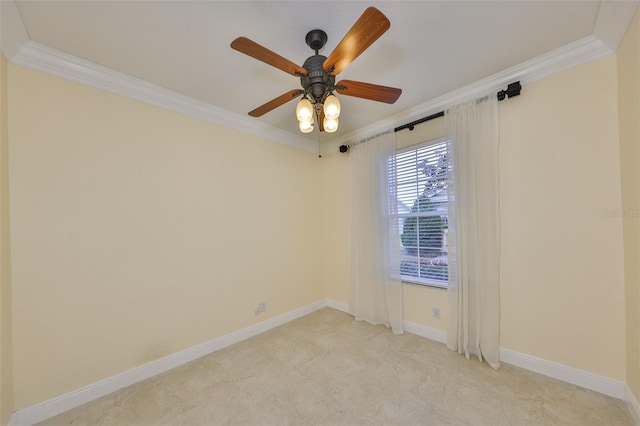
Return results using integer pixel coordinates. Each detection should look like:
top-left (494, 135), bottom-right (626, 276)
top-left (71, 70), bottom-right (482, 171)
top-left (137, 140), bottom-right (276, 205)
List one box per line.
top-left (8, 64), bottom-right (324, 409)
top-left (402, 284), bottom-right (448, 330)
top-left (499, 55), bottom-right (625, 380)
top-left (1, 34), bottom-right (633, 413)
top-left (618, 7), bottom-right (640, 397)
top-left (322, 55), bottom-right (627, 381)
top-left (0, 54), bottom-right (14, 426)
top-left (321, 151), bottom-right (350, 304)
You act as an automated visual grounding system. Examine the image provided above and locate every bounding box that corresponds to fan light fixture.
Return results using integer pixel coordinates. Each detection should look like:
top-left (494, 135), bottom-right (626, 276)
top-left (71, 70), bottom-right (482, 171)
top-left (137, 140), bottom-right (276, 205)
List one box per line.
top-left (296, 98), bottom-right (313, 122)
top-left (230, 7), bottom-right (402, 135)
top-left (323, 94), bottom-right (341, 120)
top-left (323, 117), bottom-right (339, 133)
top-left (299, 116), bottom-right (315, 133)
top-left (296, 93), bottom-right (341, 133)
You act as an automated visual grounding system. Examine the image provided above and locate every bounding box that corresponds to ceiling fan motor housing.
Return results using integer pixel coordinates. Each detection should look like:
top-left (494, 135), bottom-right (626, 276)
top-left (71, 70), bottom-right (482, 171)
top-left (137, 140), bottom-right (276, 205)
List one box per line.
top-left (305, 29), bottom-right (328, 52)
top-left (301, 55), bottom-right (335, 101)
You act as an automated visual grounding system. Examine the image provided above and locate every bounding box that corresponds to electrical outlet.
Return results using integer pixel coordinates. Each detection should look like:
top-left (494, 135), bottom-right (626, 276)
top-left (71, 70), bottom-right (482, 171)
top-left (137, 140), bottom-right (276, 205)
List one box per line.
top-left (254, 302), bottom-right (266, 316)
top-left (432, 307), bottom-right (440, 319)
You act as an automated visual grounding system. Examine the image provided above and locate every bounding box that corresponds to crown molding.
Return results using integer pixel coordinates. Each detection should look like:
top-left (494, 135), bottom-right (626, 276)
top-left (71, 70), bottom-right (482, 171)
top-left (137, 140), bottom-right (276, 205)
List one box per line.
top-left (323, 35), bottom-right (613, 154)
top-left (594, 1), bottom-right (639, 52)
top-left (1, 0), bottom-right (30, 59)
top-left (9, 41), bottom-right (319, 155)
top-left (8, 33), bottom-right (612, 157)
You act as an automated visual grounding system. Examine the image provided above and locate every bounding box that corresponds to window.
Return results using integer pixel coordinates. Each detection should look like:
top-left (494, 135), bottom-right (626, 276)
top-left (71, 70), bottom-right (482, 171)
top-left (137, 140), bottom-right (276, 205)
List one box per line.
top-left (394, 138), bottom-right (450, 287)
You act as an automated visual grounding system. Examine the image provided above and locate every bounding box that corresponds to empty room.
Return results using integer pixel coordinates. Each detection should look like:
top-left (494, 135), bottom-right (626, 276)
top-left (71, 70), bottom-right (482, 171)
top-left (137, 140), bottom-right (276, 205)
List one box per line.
top-left (1, 1), bottom-right (640, 425)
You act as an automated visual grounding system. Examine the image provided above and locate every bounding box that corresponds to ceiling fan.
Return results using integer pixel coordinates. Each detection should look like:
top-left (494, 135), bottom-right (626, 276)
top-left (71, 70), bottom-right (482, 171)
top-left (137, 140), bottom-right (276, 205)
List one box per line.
top-left (230, 7), bottom-right (402, 133)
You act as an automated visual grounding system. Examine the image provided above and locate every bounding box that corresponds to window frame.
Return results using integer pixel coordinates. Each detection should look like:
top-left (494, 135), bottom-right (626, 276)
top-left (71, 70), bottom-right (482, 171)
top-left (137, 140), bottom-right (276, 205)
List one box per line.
top-left (394, 136), bottom-right (451, 289)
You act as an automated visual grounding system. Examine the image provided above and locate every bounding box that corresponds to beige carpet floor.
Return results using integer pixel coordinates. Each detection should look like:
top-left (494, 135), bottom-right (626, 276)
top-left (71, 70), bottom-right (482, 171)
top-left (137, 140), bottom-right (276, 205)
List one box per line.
top-left (38, 307), bottom-right (632, 426)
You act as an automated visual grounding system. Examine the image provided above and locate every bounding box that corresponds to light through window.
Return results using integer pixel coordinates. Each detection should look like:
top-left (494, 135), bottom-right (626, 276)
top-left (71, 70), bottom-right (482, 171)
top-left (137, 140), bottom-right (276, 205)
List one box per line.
top-left (394, 139), bottom-right (450, 287)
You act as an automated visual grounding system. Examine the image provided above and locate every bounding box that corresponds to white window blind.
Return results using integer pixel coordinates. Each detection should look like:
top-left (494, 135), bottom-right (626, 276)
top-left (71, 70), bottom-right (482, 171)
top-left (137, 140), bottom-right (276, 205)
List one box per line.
top-left (394, 139), bottom-right (450, 287)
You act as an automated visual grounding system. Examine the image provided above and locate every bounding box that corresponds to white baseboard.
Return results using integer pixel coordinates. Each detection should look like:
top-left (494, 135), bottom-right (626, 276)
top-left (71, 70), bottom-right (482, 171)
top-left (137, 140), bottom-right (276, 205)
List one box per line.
top-left (499, 348), bottom-right (626, 399)
top-left (10, 300), bottom-right (633, 425)
top-left (402, 320), bottom-right (447, 344)
top-left (322, 302), bottom-right (628, 403)
top-left (324, 298), bottom-right (349, 314)
top-left (626, 385), bottom-right (640, 425)
top-left (323, 300), bottom-right (449, 346)
top-left (378, 317), bottom-right (628, 402)
top-left (10, 300), bottom-right (327, 426)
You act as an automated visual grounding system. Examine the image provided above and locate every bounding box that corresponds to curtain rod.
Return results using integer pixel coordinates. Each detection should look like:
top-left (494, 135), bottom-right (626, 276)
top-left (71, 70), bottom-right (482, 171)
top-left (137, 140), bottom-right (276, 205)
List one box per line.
top-left (394, 81), bottom-right (521, 133)
top-left (339, 81), bottom-right (521, 153)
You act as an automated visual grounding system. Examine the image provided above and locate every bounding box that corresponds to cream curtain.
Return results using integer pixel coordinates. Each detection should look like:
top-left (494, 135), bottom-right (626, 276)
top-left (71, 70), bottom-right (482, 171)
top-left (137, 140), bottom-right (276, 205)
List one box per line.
top-left (446, 93), bottom-right (501, 368)
top-left (349, 131), bottom-right (403, 334)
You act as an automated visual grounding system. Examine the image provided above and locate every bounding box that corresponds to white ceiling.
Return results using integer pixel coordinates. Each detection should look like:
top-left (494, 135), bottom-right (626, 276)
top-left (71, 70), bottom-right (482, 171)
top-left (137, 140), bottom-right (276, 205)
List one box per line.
top-left (3, 1), bottom-right (639, 145)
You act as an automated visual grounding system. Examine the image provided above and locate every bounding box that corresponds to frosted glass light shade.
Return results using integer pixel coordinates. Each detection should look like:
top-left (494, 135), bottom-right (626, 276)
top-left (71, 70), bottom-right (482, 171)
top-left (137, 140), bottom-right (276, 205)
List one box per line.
top-left (323, 94), bottom-right (341, 119)
top-left (296, 99), bottom-right (313, 121)
top-left (324, 117), bottom-right (338, 133)
top-left (299, 117), bottom-right (315, 133)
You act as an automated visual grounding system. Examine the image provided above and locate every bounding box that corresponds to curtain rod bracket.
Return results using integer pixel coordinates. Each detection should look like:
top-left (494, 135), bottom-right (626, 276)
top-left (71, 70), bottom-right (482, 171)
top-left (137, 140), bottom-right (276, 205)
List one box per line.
top-left (497, 81), bottom-right (521, 101)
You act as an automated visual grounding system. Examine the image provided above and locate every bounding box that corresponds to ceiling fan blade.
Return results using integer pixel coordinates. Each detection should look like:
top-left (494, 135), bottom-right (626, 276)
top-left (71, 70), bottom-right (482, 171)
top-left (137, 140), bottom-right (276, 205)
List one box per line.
top-left (336, 80), bottom-right (402, 104)
top-left (323, 7), bottom-right (390, 75)
top-left (248, 89), bottom-right (304, 117)
top-left (231, 37), bottom-right (308, 77)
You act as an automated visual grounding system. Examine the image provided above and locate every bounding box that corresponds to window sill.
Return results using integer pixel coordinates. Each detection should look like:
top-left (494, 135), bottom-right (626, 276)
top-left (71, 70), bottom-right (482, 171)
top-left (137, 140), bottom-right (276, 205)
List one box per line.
top-left (401, 278), bottom-right (448, 290)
